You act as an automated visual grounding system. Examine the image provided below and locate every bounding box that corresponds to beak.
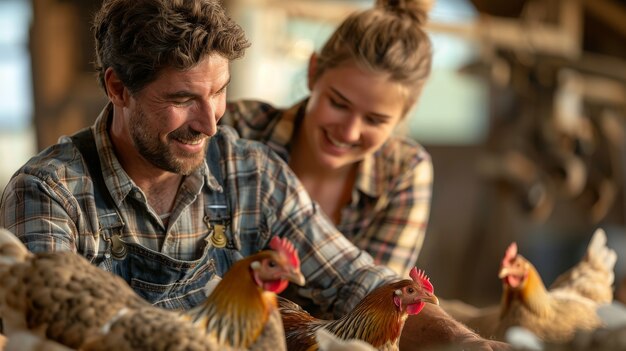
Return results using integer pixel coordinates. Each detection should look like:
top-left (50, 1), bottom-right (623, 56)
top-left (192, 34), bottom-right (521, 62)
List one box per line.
top-left (498, 267), bottom-right (510, 279)
top-left (285, 269), bottom-right (306, 287)
top-left (420, 292), bottom-right (439, 306)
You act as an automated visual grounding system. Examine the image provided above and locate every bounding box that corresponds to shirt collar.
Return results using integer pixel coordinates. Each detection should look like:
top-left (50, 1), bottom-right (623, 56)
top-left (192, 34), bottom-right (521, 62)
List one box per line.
top-left (354, 152), bottom-right (383, 198)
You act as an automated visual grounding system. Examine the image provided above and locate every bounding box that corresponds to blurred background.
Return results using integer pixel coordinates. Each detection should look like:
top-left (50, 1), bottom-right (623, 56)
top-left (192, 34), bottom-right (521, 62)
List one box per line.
top-left (1, 0), bottom-right (626, 307)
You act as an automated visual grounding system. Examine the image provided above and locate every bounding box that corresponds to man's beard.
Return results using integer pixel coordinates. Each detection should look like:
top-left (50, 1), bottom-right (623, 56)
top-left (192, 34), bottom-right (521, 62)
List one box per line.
top-left (129, 107), bottom-right (208, 175)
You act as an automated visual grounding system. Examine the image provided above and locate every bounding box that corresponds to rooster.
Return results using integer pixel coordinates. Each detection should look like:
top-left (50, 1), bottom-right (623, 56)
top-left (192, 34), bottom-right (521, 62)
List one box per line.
top-left (492, 228), bottom-right (616, 343)
top-left (279, 267), bottom-right (439, 351)
top-left (0, 228), bottom-right (304, 350)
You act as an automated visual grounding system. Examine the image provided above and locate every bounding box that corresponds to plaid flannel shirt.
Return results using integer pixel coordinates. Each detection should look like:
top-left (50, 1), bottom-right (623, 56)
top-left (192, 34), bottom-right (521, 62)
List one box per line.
top-left (0, 103), bottom-right (398, 316)
top-left (222, 99), bottom-right (433, 277)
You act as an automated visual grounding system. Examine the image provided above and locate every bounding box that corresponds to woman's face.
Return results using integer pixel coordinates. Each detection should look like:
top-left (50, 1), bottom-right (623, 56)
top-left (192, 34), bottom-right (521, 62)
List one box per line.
top-left (302, 59), bottom-right (407, 171)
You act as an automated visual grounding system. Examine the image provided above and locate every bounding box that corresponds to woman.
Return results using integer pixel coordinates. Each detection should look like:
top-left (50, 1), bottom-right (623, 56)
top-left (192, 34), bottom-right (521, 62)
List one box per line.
top-left (222, 0), bottom-right (434, 277)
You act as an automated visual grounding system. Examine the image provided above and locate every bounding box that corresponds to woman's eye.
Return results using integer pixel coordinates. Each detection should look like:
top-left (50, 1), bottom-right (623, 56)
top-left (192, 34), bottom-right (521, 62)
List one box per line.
top-left (365, 116), bottom-right (383, 126)
top-left (330, 98), bottom-right (347, 109)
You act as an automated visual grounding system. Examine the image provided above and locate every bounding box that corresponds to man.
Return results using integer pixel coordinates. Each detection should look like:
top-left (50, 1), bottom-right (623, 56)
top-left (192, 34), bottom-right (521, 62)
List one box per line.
top-left (0, 0), bottom-right (507, 349)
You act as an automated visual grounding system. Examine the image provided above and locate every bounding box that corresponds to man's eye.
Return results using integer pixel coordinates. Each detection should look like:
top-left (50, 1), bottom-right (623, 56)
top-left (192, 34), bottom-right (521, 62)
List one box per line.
top-left (216, 87), bottom-right (228, 96)
top-left (173, 99), bottom-right (192, 105)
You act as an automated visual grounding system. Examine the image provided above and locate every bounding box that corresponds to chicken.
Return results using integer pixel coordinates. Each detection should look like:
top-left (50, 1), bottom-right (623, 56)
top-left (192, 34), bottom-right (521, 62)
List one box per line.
top-left (185, 236), bottom-right (305, 350)
top-left (0, 228), bottom-right (304, 350)
top-left (548, 228), bottom-right (616, 304)
top-left (492, 228), bottom-right (616, 343)
top-left (279, 267), bottom-right (439, 351)
top-left (0, 228), bottom-right (155, 349)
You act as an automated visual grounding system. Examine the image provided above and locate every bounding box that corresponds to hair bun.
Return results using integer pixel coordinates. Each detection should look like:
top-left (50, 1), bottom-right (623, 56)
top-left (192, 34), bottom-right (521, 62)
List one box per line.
top-left (376, 0), bottom-right (434, 25)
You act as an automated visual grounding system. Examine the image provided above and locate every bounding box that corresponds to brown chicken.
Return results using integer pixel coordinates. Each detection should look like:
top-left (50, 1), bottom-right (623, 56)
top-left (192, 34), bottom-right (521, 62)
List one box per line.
top-left (279, 267), bottom-right (439, 351)
top-left (0, 229), bottom-right (304, 350)
top-left (185, 236), bottom-right (305, 350)
top-left (491, 228), bottom-right (616, 343)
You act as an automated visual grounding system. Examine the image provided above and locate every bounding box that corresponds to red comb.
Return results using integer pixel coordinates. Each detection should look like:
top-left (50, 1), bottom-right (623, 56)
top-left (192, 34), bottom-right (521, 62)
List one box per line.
top-left (502, 242), bottom-right (517, 267)
top-left (409, 267), bottom-right (434, 293)
top-left (269, 236), bottom-right (300, 268)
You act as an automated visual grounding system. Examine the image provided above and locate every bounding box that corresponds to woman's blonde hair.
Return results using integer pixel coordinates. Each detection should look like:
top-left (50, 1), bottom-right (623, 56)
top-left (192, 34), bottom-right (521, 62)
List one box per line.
top-left (313, 0), bottom-right (434, 113)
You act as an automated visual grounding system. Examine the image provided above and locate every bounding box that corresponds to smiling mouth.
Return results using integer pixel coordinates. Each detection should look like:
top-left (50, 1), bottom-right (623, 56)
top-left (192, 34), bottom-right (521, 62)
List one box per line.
top-left (174, 137), bottom-right (205, 145)
top-left (325, 131), bottom-right (353, 149)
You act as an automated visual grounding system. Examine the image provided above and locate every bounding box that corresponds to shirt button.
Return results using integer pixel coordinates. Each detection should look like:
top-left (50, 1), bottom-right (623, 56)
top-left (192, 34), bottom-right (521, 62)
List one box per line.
top-left (134, 191), bottom-right (142, 199)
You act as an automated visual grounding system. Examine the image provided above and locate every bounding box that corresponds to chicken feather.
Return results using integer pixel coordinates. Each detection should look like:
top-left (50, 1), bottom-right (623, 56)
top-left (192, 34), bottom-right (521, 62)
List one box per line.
top-left (549, 228), bottom-right (616, 304)
top-left (279, 267), bottom-right (439, 351)
top-left (0, 229), bottom-right (304, 350)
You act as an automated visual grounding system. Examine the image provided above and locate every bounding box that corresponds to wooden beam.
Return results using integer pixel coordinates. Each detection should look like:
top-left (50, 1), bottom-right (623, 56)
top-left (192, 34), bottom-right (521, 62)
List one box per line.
top-left (262, 0), bottom-right (582, 58)
top-left (584, 0), bottom-right (626, 39)
top-left (265, 0), bottom-right (362, 23)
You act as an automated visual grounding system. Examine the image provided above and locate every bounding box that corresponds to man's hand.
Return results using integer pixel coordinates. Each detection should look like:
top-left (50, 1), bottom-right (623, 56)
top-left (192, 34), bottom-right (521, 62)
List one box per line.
top-left (399, 304), bottom-right (511, 351)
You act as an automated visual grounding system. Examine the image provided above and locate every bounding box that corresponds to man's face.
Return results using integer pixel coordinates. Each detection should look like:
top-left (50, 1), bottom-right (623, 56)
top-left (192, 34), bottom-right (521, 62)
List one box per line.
top-left (126, 54), bottom-right (230, 175)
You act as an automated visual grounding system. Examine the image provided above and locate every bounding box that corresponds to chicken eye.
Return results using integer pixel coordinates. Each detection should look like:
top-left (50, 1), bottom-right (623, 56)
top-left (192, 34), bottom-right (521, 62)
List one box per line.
top-left (407, 287), bottom-right (415, 294)
top-left (268, 260), bottom-right (276, 268)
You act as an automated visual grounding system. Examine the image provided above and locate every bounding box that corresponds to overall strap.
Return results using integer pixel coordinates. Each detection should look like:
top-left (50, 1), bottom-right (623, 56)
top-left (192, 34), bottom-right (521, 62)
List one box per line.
top-left (70, 128), bottom-right (118, 212)
top-left (204, 137), bottom-right (237, 250)
top-left (70, 128), bottom-right (125, 264)
top-left (206, 136), bottom-right (225, 188)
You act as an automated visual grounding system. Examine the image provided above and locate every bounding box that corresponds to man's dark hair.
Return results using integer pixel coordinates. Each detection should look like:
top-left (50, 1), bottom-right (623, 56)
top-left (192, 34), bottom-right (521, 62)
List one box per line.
top-left (93, 0), bottom-right (250, 94)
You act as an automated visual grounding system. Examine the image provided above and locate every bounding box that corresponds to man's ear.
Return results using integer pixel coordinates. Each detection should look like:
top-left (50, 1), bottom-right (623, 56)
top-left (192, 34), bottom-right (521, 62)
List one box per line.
top-left (307, 53), bottom-right (318, 91)
top-left (104, 67), bottom-right (129, 107)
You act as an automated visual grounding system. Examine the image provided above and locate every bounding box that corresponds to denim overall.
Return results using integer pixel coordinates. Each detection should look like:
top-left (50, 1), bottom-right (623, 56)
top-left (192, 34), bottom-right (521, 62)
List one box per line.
top-left (72, 129), bottom-right (243, 310)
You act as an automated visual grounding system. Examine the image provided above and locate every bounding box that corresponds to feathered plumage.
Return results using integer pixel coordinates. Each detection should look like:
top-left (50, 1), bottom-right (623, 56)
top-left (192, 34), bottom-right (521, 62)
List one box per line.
top-left (186, 236), bottom-right (305, 350)
top-left (0, 229), bottom-right (304, 350)
top-left (0, 229), bottom-right (154, 349)
top-left (280, 267), bottom-right (438, 351)
top-left (548, 228), bottom-right (616, 304)
top-left (494, 228), bottom-right (616, 343)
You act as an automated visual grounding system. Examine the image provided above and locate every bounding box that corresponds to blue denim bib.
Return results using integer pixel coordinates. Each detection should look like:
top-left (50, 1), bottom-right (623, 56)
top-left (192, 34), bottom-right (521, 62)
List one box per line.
top-left (73, 130), bottom-right (241, 310)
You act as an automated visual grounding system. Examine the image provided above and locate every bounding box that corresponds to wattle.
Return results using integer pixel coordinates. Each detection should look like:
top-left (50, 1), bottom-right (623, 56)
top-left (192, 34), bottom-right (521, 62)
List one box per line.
top-left (263, 279), bottom-right (288, 293)
top-left (406, 301), bottom-right (425, 315)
